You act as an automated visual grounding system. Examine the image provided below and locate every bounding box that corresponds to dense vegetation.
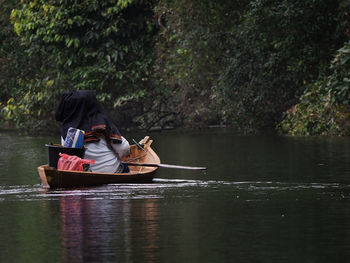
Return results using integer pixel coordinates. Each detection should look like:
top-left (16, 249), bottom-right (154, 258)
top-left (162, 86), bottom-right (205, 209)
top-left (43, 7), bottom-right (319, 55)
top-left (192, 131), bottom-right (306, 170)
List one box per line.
top-left (1, 0), bottom-right (349, 135)
top-left (279, 42), bottom-right (350, 135)
top-left (222, 0), bottom-right (348, 133)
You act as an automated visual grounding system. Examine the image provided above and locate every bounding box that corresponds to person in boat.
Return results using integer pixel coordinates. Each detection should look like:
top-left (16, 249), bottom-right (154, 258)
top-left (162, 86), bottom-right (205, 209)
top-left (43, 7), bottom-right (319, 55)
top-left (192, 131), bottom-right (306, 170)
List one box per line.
top-left (55, 90), bottom-right (130, 173)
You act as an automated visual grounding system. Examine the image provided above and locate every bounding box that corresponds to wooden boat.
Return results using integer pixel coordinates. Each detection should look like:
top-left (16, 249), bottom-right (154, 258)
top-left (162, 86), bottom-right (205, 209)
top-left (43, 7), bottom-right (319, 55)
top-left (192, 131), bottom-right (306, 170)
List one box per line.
top-left (38, 136), bottom-right (160, 188)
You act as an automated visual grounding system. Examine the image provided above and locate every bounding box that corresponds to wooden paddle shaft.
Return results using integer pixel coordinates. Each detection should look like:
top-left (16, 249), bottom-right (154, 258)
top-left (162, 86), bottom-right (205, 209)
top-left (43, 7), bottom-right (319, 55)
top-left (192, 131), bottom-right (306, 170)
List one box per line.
top-left (123, 162), bottom-right (207, 170)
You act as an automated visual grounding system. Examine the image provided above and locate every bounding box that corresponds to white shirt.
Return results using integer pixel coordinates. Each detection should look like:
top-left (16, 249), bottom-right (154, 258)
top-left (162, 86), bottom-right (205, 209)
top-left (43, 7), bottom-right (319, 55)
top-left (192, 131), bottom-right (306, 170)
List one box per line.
top-left (84, 136), bottom-right (130, 173)
top-left (84, 137), bottom-right (119, 173)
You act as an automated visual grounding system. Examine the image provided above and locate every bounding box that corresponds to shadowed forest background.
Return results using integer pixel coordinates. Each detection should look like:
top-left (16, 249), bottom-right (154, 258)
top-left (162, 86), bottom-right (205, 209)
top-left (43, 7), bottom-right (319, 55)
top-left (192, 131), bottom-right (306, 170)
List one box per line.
top-left (1, 0), bottom-right (350, 135)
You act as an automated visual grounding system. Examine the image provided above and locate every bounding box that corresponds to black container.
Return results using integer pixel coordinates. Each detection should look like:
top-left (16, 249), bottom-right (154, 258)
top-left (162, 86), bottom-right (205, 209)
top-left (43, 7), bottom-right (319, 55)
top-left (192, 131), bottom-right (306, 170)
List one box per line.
top-left (45, 144), bottom-right (86, 168)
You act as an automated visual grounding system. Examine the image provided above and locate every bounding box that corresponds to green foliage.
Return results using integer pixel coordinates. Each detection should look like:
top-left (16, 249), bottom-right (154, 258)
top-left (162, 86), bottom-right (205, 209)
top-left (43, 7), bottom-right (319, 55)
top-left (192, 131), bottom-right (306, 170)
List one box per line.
top-left (0, 0), bottom-right (26, 103)
top-left (279, 42), bottom-right (350, 136)
top-left (142, 0), bottom-right (250, 129)
top-left (1, 0), bottom-right (350, 134)
top-left (1, 77), bottom-right (59, 131)
top-left (0, 0), bottom-right (49, 133)
top-left (328, 43), bottom-right (350, 105)
top-left (278, 83), bottom-right (344, 136)
top-left (221, 0), bottom-right (347, 133)
top-left (1, 0), bottom-right (156, 131)
top-left (10, 0), bottom-right (155, 96)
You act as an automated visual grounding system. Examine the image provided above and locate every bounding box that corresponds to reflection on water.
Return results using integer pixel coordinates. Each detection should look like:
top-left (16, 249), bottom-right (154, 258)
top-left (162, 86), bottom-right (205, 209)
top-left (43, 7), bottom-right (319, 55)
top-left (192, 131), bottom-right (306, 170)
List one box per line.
top-left (1, 132), bottom-right (350, 262)
top-left (59, 190), bottom-right (160, 262)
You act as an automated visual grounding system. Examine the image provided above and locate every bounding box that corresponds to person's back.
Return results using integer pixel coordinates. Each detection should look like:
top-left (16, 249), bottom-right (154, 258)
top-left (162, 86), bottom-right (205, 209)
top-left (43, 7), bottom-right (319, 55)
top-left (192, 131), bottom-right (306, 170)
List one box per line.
top-left (84, 135), bottom-right (129, 173)
top-left (55, 90), bottom-right (130, 173)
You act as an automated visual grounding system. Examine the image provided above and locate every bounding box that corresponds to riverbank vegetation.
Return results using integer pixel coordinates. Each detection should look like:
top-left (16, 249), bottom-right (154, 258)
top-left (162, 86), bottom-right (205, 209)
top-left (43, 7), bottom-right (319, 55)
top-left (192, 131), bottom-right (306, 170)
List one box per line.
top-left (1, 0), bottom-right (349, 135)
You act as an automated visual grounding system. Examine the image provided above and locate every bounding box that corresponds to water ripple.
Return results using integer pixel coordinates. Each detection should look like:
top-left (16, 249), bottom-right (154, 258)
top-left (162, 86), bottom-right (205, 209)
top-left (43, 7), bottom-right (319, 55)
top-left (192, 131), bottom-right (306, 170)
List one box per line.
top-left (0, 179), bottom-right (349, 202)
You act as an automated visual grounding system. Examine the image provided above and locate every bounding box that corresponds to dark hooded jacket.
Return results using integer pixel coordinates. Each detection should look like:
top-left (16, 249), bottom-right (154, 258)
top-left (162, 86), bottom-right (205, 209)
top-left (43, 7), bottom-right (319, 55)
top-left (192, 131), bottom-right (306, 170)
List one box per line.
top-left (55, 90), bottom-right (122, 143)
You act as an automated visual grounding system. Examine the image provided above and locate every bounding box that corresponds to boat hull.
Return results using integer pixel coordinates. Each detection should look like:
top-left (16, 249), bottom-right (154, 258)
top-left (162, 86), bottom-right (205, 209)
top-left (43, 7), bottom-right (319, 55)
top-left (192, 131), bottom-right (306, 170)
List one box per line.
top-left (38, 136), bottom-right (160, 188)
top-left (38, 165), bottom-right (157, 188)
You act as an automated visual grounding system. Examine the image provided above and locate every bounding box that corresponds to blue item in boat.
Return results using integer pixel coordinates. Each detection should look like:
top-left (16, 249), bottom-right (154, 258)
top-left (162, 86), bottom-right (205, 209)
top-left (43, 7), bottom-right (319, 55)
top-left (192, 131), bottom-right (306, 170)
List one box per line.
top-left (63, 127), bottom-right (85, 148)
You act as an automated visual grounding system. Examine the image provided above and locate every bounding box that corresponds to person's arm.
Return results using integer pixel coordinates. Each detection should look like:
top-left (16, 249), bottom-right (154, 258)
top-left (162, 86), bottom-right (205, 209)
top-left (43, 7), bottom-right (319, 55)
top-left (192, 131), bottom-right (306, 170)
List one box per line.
top-left (111, 136), bottom-right (130, 158)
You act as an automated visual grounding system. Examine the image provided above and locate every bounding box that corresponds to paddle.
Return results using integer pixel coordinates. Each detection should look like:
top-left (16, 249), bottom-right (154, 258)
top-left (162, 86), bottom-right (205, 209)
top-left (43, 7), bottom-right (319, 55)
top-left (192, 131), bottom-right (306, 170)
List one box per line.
top-left (123, 162), bottom-right (207, 170)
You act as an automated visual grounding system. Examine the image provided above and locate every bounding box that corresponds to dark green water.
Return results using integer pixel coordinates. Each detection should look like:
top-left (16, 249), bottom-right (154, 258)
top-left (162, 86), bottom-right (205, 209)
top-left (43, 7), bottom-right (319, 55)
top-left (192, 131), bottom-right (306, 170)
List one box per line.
top-left (1, 130), bottom-right (350, 263)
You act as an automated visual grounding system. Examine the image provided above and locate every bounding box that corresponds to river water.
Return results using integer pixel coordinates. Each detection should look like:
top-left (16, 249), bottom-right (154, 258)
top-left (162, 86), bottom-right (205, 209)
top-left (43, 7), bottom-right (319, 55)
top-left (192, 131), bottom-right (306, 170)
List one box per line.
top-left (1, 130), bottom-right (350, 262)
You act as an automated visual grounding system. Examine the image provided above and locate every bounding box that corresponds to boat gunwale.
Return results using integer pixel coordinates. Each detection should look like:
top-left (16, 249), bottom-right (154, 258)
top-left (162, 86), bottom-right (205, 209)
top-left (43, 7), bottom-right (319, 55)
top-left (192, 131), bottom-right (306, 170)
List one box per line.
top-left (38, 164), bottom-right (157, 176)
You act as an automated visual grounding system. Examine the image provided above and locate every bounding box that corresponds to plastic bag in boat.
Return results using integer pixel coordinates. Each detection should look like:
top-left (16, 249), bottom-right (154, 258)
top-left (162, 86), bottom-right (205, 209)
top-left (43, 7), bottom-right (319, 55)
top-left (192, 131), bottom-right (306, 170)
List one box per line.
top-left (57, 153), bottom-right (95, 171)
